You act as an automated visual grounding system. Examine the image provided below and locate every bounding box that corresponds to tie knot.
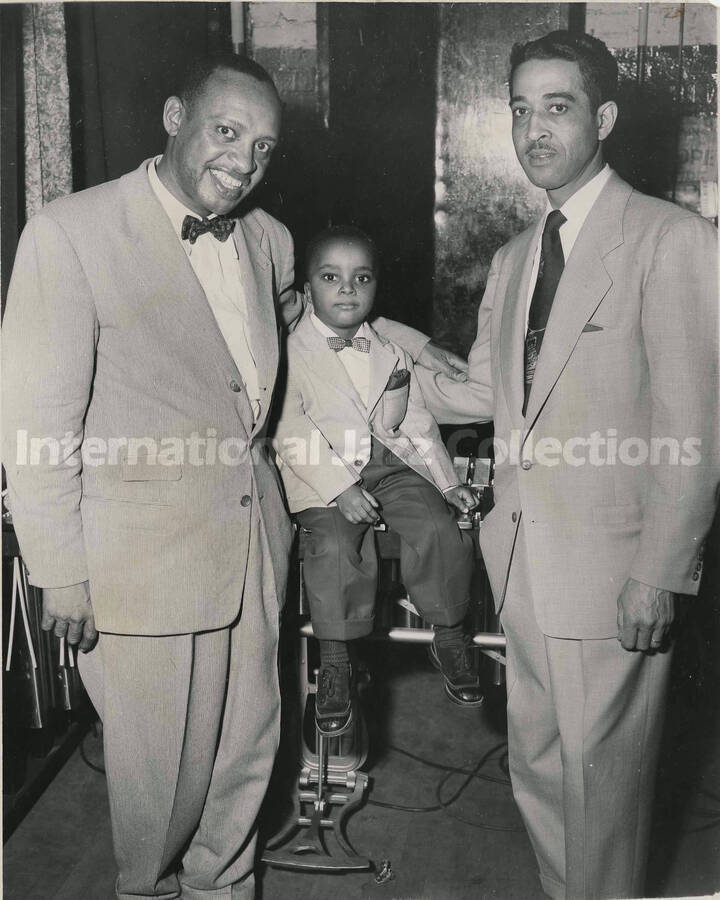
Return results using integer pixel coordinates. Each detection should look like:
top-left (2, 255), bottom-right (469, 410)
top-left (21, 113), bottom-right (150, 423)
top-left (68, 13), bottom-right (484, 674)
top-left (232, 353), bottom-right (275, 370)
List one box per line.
top-left (181, 214), bottom-right (236, 245)
top-left (327, 335), bottom-right (371, 353)
top-left (544, 209), bottom-right (566, 236)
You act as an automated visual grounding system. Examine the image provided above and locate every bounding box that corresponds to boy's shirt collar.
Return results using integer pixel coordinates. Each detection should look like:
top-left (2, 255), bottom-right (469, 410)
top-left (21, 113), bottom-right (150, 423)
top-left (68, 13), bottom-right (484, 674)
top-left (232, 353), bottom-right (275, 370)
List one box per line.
top-left (309, 310), bottom-right (372, 343)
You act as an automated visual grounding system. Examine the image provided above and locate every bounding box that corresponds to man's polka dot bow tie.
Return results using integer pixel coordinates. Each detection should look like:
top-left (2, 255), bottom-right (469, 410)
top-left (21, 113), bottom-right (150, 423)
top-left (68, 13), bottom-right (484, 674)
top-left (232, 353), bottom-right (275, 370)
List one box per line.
top-left (181, 214), bottom-right (236, 245)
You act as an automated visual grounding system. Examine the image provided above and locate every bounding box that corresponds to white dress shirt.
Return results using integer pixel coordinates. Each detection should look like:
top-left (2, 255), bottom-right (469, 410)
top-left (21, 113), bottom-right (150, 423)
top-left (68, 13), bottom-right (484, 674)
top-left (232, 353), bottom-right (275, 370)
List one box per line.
top-left (310, 312), bottom-right (372, 409)
top-left (148, 157), bottom-right (261, 420)
top-left (525, 164), bottom-right (613, 328)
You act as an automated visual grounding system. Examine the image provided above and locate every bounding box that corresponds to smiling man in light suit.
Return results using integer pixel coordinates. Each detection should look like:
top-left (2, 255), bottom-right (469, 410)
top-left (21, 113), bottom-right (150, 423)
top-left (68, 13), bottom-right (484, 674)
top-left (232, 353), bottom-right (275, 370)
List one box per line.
top-left (3, 54), bottom-right (295, 899)
top-left (417, 31), bottom-right (718, 900)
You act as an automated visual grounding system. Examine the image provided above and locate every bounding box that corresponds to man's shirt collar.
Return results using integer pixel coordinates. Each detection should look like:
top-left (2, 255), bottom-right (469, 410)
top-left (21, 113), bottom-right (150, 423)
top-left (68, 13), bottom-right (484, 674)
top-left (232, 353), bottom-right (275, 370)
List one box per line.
top-left (543, 164), bottom-right (612, 232)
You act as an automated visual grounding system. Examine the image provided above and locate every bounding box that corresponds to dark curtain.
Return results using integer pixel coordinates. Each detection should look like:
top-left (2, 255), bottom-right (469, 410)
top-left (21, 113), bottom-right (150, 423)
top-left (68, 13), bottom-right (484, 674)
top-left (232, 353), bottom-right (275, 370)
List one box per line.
top-left (65, 2), bottom-right (231, 191)
top-left (0, 4), bottom-right (24, 318)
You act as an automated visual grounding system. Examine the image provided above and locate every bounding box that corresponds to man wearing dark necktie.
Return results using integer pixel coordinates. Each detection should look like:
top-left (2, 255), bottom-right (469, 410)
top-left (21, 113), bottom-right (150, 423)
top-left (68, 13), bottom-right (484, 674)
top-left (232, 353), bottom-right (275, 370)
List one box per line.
top-left (523, 209), bottom-right (565, 414)
top-left (415, 30), bottom-right (718, 899)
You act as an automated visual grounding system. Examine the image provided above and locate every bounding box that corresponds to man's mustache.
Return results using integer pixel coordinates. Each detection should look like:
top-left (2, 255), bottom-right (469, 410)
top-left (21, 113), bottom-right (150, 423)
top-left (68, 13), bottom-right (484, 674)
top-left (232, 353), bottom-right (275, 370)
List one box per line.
top-left (527, 143), bottom-right (555, 153)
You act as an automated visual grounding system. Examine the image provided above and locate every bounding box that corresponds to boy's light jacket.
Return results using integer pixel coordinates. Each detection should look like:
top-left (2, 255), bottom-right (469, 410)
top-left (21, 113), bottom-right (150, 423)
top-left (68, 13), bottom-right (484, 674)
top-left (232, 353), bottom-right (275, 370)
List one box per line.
top-left (273, 312), bottom-right (459, 513)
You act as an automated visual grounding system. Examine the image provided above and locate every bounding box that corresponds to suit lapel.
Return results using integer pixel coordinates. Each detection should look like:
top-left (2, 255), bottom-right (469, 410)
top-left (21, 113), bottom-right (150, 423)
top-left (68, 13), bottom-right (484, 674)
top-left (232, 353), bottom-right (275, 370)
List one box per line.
top-left (119, 164), bottom-right (243, 375)
top-left (233, 215), bottom-right (279, 434)
top-left (499, 222), bottom-right (542, 429)
top-left (367, 331), bottom-right (400, 417)
top-left (295, 315), bottom-right (368, 412)
top-left (523, 174), bottom-right (629, 429)
top-left (296, 316), bottom-right (397, 416)
top-left (117, 162), bottom-right (255, 436)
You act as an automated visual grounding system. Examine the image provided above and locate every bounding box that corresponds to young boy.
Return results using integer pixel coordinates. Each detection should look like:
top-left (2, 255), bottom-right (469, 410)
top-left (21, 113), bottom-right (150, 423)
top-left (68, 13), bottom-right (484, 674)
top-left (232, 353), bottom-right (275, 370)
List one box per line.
top-left (273, 226), bottom-right (482, 734)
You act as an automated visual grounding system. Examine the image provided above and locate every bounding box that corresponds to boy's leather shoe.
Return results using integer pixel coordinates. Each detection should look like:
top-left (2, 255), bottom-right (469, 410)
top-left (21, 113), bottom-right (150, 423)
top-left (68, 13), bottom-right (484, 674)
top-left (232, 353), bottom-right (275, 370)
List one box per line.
top-left (315, 662), bottom-right (353, 734)
top-left (429, 635), bottom-right (485, 707)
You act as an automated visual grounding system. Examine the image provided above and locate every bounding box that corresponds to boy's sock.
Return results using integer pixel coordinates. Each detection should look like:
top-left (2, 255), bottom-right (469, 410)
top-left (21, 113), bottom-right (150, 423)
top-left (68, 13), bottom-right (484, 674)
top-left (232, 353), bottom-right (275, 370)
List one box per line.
top-left (316, 640), bottom-right (352, 734)
top-left (432, 621), bottom-right (465, 648)
top-left (319, 639), bottom-right (350, 668)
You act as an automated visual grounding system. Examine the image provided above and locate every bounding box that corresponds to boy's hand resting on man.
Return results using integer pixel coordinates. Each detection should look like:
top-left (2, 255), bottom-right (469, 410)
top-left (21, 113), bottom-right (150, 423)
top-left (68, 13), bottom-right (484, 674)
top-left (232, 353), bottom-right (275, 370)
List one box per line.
top-left (335, 484), bottom-right (381, 525)
top-left (444, 485), bottom-right (480, 514)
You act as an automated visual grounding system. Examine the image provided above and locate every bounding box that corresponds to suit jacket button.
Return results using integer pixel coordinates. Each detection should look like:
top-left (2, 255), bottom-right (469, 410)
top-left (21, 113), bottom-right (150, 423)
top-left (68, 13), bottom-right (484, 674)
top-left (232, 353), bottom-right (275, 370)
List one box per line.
top-left (521, 459), bottom-right (532, 471)
top-left (229, 379), bottom-right (242, 392)
top-left (241, 494), bottom-right (251, 507)
top-left (692, 572), bottom-right (700, 581)
top-left (511, 512), bottom-right (518, 523)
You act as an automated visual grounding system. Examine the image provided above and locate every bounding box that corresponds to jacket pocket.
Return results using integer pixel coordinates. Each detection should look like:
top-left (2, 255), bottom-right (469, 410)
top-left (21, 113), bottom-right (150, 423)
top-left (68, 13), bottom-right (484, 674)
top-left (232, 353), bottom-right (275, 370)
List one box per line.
top-left (381, 383), bottom-right (410, 432)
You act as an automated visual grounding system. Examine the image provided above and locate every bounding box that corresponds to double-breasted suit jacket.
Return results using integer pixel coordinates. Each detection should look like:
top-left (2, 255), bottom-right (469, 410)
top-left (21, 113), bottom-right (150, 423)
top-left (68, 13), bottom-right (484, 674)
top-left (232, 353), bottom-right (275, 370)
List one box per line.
top-left (2, 159), bottom-right (294, 635)
top-left (418, 172), bottom-right (718, 637)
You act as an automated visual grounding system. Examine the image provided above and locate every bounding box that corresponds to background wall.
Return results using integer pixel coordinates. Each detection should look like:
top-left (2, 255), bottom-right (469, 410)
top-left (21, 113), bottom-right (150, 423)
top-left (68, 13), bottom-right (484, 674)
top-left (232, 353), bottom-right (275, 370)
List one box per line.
top-left (251, 2), bottom-right (439, 333)
top-left (247, 2), bottom-right (331, 266)
top-left (588, 2), bottom-right (717, 216)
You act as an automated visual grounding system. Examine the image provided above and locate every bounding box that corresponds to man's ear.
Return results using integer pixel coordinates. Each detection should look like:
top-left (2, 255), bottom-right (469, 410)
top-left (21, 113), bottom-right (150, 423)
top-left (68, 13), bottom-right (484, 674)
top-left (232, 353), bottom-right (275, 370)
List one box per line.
top-left (597, 100), bottom-right (618, 142)
top-left (163, 96), bottom-right (185, 138)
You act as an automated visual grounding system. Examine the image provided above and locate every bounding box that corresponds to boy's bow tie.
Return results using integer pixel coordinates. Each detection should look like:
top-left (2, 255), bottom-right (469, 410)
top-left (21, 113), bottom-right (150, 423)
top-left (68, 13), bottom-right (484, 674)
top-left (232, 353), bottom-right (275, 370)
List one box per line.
top-left (181, 214), bottom-right (235, 245)
top-left (327, 336), bottom-right (371, 353)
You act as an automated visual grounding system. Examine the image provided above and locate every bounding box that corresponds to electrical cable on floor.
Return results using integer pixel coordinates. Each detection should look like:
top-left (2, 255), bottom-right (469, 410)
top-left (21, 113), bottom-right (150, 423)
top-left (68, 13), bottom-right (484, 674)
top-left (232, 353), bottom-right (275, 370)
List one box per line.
top-left (383, 741), bottom-right (511, 785)
top-left (369, 740), bottom-right (525, 831)
top-left (77, 722), bottom-right (719, 834)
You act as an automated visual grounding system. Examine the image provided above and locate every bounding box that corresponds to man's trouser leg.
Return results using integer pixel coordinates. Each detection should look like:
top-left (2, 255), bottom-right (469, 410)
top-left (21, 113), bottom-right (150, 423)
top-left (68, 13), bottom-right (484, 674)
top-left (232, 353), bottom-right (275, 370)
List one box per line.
top-left (78, 529), bottom-right (280, 899)
top-left (500, 526), bottom-right (673, 900)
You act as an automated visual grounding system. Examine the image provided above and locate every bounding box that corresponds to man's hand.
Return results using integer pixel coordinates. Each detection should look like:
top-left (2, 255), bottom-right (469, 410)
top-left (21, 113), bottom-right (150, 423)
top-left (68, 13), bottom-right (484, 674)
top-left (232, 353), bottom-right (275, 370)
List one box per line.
top-left (42, 581), bottom-right (98, 652)
top-left (444, 485), bottom-right (480, 514)
top-left (280, 289), bottom-right (304, 329)
top-left (417, 343), bottom-right (469, 382)
top-left (335, 484), bottom-right (381, 525)
top-left (617, 578), bottom-right (675, 652)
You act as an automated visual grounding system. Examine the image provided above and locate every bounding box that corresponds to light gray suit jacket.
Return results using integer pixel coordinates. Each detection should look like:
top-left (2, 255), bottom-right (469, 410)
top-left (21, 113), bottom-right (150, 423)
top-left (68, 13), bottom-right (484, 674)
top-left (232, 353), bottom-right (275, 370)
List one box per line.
top-left (3, 160), bottom-right (294, 635)
top-left (273, 313), bottom-right (459, 513)
top-left (418, 173), bottom-right (719, 638)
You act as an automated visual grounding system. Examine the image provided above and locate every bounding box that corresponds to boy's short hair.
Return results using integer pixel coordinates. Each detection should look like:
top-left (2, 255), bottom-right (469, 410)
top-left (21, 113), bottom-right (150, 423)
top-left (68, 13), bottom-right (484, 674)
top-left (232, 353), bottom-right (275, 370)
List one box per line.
top-left (305, 225), bottom-right (380, 279)
top-left (177, 52), bottom-right (279, 112)
top-left (509, 30), bottom-right (618, 111)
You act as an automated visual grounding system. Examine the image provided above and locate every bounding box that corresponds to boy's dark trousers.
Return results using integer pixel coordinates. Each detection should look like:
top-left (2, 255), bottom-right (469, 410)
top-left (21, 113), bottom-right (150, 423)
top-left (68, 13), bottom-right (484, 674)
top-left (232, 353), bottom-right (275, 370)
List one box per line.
top-left (296, 438), bottom-right (475, 640)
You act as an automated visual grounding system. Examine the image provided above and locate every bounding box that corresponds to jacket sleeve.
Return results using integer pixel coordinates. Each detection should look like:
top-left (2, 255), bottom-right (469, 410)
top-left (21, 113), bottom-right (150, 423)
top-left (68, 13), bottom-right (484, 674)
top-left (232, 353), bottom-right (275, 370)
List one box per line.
top-left (2, 213), bottom-right (99, 587)
top-left (629, 215), bottom-right (719, 594)
top-left (269, 218), bottom-right (303, 327)
top-left (371, 316), bottom-right (430, 361)
top-left (272, 356), bottom-right (360, 505)
top-left (396, 353), bottom-right (461, 492)
top-left (413, 251), bottom-right (499, 425)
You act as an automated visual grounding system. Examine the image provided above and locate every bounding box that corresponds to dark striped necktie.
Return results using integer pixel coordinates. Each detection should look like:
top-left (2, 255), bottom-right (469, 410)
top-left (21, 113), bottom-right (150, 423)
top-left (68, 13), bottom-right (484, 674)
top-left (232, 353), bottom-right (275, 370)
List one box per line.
top-left (523, 209), bottom-right (566, 415)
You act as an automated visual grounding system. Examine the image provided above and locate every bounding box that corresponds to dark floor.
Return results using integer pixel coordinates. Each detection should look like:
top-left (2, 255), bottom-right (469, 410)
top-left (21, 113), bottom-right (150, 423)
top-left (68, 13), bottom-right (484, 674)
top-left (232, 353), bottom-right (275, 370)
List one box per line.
top-left (4, 633), bottom-right (720, 900)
